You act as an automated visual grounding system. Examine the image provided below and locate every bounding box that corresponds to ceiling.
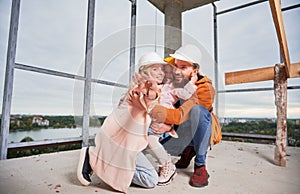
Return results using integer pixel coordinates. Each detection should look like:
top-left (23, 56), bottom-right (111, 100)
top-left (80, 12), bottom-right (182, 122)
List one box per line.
top-left (148, 0), bottom-right (218, 13)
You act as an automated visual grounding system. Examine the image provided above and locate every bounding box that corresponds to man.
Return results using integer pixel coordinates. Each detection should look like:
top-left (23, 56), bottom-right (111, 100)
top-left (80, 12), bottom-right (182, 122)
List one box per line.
top-left (149, 44), bottom-right (215, 187)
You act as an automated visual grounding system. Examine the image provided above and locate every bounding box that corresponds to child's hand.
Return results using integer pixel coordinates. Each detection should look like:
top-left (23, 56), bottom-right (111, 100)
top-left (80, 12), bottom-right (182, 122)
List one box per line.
top-left (190, 72), bottom-right (198, 84)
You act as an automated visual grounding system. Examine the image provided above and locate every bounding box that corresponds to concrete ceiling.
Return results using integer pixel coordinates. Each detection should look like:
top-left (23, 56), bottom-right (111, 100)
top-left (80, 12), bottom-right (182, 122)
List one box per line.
top-left (148, 0), bottom-right (218, 13)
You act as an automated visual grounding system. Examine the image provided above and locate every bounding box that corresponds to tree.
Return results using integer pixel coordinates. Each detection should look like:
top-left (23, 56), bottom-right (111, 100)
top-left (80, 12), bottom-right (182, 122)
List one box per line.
top-left (20, 136), bottom-right (34, 142)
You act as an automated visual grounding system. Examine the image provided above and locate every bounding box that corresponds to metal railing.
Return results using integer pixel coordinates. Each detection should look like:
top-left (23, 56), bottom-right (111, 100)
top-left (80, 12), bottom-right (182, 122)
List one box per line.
top-left (7, 132), bottom-right (277, 153)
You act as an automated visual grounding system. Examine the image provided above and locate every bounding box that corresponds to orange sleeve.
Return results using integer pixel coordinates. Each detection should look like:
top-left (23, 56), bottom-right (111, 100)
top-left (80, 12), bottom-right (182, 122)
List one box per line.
top-left (150, 76), bottom-right (215, 125)
top-left (150, 94), bottom-right (198, 125)
top-left (195, 77), bottom-right (215, 111)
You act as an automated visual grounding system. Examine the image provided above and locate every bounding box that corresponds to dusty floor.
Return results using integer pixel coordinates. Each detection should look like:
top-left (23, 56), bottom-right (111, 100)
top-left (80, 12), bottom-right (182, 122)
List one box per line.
top-left (0, 141), bottom-right (299, 194)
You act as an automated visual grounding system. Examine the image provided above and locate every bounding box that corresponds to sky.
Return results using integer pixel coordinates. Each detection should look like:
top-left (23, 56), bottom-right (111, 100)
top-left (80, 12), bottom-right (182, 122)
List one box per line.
top-left (0, 0), bottom-right (299, 118)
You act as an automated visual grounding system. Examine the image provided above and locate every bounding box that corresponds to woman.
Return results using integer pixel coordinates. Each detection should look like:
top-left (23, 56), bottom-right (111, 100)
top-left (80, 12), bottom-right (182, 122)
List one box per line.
top-left (77, 52), bottom-right (166, 193)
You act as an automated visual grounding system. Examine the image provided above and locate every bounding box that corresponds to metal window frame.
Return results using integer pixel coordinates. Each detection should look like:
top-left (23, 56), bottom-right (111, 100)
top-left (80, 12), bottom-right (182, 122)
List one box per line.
top-left (212, 0), bottom-right (300, 115)
top-left (0, 0), bottom-right (136, 160)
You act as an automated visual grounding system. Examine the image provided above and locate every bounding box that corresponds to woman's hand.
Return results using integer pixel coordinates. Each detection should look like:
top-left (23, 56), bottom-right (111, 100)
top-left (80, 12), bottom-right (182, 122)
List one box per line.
top-left (150, 122), bottom-right (172, 134)
top-left (128, 73), bottom-right (159, 109)
top-left (132, 73), bottom-right (159, 101)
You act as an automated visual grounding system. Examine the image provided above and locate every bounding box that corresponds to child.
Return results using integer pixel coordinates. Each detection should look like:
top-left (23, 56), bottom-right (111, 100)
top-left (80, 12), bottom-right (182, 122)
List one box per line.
top-left (138, 55), bottom-right (197, 186)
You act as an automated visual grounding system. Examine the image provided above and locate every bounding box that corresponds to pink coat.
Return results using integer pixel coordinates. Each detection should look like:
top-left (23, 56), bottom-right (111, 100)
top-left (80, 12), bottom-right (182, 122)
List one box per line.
top-left (89, 89), bottom-right (155, 193)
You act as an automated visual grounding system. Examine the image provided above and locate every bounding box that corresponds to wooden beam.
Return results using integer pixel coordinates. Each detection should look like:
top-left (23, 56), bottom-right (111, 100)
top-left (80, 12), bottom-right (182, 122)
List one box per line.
top-left (290, 62), bottom-right (300, 78)
top-left (269, 0), bottom-right (291, 77)
top-left (225, 62), bottom-right (300, 85)
top-left (225, 66), bottom-right (274, 85)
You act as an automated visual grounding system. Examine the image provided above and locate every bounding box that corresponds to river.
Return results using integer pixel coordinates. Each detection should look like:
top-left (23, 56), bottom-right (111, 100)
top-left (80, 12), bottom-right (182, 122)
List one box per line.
top-left (8, 127), bottom-right (101, 143)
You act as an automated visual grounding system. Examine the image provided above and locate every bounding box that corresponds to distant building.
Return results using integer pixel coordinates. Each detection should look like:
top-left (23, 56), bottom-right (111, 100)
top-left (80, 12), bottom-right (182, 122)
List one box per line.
top-left (10, 119), bottom-right (21, 127)
top-left (41, 119), bottom-right (49, 126)
top-left (10, 115), bottom-right (23, 127)
top-left (32, 116), bottom-right (49, 126)
top-left (237, 119), bottom-right (247, 123)
top-left (32, 116), bottom-right (43, 126)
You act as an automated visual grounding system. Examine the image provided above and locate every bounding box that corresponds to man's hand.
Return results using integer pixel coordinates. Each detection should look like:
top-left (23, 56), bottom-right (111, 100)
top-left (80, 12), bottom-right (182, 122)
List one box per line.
top-left (150, 122), bottom-right (172, 134)
top-left (149, 105), bottom-right (168, 123)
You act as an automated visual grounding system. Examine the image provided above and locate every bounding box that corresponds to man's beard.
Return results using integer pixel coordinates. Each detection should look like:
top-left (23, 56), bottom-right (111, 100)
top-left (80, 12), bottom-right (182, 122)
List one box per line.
top-left (173, 77), bottom-right (189, 88)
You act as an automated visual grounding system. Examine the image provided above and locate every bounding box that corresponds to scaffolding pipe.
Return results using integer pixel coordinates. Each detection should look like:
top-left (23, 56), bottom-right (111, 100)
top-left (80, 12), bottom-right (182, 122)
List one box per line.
top-left (129, 0), bottom-right (137, 82)
top-left (282, 3), bottom-right (300, 11)
top-left (217, 0), bottom-right (298, 15)
top-left (218, 85), bottom-right (300, 93)
top-left (14, 63), bottom-right (127, 88)
top-left (212, 3), bottom-right (219, 115)
top-left (82, 0), bottom-right (95, 147)
top-left (217, 0), bottom-right (268, 15)
top-left (0, 0), bottom-right (21, 160)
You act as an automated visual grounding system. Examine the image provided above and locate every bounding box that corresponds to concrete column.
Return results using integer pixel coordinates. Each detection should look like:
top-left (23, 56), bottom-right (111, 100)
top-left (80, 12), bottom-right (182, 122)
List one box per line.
top-left (164, 0), bottom-right (182, 57)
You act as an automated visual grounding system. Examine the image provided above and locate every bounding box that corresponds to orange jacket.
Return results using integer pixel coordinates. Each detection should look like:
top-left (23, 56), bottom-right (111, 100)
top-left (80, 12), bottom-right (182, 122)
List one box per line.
top-left (150, 75), bottom-right (215, 125)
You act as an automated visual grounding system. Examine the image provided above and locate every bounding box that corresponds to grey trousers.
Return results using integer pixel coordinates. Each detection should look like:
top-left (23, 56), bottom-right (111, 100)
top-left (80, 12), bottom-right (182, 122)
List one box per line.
top-left (132, 152), bottom-right (158, 188)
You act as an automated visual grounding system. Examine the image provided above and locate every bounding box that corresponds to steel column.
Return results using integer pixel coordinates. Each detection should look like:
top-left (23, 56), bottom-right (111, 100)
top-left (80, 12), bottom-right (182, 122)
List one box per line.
top-left (129, 0), bottom-right (137, 82)
top-left (0, 0), bottom-right (21, 160)
top-left (212, 3), bottom-right (219, 115)
top-left (82, 0), bottom-right (95, 147)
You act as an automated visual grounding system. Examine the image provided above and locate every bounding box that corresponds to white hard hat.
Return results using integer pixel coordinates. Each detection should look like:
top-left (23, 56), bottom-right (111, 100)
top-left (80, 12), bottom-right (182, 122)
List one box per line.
top-left (170, 44), bottom-right (202, 65)
top-left (138, 52), bottom-right (167, 71)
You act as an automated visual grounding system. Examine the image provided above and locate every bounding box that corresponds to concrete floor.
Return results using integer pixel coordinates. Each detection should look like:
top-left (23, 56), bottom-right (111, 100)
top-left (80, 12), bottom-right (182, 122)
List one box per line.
top-left (0, 141), bottom-right (299, 194)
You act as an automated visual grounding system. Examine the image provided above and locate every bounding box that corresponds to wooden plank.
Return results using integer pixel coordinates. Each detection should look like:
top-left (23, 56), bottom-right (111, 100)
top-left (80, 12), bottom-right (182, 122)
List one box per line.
top-left (225, 66), bottom-right (274, 85)
top-left (225, 62), bottom-right (300, 85)
top-left (269, 0), bottom-right (291, 77)
top-left (290, 62), bottom-right (300, 78)
top-left (274, 64), bottom-right (287, 167)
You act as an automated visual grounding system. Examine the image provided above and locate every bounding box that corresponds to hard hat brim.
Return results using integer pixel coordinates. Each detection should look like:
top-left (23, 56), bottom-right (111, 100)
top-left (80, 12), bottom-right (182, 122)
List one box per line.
top-left (169, 53), bottom-right (196, 64)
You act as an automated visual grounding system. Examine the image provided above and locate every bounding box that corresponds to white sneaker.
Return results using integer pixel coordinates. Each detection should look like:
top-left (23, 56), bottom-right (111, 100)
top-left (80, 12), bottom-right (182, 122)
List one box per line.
top-left (157, 160), bottom-right (177, 186)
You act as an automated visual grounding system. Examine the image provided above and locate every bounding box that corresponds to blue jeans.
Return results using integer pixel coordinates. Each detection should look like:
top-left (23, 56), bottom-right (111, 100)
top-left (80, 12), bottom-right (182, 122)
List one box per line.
top-left (132, 152), bottom-right (158, 188)
top-left (163, 105), bottom-right (212, 166)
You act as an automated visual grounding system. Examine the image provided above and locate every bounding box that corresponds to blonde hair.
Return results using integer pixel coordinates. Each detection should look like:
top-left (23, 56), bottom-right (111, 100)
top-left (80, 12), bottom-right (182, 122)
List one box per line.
top-left (138, 65), bottom-right (154, 80)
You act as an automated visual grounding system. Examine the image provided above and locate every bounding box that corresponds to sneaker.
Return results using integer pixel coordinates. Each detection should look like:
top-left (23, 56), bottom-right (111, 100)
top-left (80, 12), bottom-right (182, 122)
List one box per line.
top-left (175, 146), bottom-right (196, 169)
top-left (168, 128), bottom-right (178, 138)
top-left (77, 147), bottom-right (93, 186)
top-left (157, 160), bottom-right (177, 186)
top-left (189, 165), bottom-right (209, 187)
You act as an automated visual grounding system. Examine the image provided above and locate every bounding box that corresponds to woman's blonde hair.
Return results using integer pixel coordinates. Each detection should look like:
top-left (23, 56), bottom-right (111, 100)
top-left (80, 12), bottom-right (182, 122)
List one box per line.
top-left (138, 65), bottom-right (152, 79)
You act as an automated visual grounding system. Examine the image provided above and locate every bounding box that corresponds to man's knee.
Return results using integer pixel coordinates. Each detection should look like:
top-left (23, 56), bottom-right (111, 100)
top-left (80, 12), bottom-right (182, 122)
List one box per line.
top-left (190, 105), bottom-right (209, 117)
